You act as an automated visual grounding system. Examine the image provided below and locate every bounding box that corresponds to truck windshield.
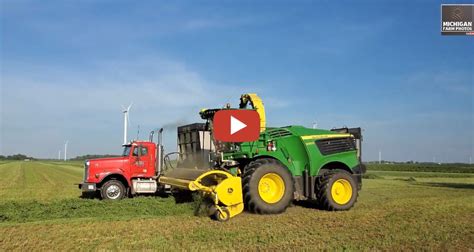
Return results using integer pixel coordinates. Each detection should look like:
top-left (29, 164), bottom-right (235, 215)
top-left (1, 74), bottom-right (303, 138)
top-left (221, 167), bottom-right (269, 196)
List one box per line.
top-left (122, 146), bottom-right (131, 156)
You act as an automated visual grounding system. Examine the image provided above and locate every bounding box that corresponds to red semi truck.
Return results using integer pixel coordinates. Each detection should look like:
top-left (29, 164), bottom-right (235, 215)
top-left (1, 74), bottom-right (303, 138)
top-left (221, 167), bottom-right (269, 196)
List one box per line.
top-left (79, 124), bottom-right (211, 199)
top-left (79, 140), bottom-right (158, 199)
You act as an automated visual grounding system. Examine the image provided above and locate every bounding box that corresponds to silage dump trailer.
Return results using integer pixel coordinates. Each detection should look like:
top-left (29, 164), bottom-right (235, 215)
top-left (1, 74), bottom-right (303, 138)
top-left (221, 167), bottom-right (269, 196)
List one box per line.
top-left (79, 93), bottom-right (365, 221)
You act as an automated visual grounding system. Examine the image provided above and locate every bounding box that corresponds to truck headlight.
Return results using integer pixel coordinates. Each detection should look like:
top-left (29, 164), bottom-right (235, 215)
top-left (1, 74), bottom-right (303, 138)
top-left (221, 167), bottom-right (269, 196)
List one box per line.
top-left (86, 161), bottom-right (90, 166)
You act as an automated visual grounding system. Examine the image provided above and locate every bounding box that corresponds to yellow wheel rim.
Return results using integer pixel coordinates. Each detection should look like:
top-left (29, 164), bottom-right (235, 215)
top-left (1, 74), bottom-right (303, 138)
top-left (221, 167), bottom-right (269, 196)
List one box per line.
top-left (331, 179), bottom-right (353, 205)
top-left (258, 173), bottom-right (285, 204)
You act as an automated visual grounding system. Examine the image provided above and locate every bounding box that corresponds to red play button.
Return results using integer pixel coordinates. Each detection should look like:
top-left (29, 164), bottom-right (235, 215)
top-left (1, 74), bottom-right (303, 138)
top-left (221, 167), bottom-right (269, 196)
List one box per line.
top-left (213, 110), bottom-right (260, 142)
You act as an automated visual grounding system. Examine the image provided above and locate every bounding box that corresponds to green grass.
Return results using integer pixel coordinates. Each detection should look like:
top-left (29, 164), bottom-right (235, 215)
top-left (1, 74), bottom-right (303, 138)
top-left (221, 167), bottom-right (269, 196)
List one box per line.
top-left (368, 169), bottom-right (474, 178)
top-left (367, 163), bottom-right (474, 173)
top-left (0, 161), bottom-right (82, 201)
top-left (0, 198), bottom-right (194, 223)
top-left (0, 161), bottom-right (473, 250)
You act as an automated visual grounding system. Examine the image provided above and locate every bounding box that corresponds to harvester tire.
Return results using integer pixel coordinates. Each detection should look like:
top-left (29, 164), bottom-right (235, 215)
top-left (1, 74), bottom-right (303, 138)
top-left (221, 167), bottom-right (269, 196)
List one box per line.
top-left (242, 158), bottom-right (294, 214)
top-left (315, 170), bottom-right (358, 211)
top-left (100, 180), bottom-right (126, 200)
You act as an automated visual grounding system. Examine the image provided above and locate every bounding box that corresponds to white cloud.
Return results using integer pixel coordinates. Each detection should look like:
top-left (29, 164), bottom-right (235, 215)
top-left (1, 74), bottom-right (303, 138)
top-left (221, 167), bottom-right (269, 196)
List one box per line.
top-left (0, 56), bottom-right (245, 157)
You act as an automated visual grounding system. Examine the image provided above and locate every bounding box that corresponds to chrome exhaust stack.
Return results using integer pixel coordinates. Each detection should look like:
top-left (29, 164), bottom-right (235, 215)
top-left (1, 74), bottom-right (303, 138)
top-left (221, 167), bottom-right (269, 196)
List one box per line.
top-left (150, 128), bottom-right (164, 176)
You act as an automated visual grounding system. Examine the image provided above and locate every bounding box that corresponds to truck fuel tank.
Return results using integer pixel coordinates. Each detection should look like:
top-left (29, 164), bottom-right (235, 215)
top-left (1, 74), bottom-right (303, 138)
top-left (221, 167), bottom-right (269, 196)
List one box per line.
top-left (132, 178), bottom-right (158, 193)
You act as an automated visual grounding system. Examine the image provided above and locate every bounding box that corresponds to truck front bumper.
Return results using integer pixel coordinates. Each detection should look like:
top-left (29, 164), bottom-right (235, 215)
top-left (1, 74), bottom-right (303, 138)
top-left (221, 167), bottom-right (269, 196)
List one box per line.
top-left (78, 182), bottom-right (97, 192)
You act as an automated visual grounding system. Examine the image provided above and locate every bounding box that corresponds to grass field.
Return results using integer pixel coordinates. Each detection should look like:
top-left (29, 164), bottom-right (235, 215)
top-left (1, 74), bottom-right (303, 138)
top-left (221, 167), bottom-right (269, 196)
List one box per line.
top-left (0, 161), bottom-right (473, 250)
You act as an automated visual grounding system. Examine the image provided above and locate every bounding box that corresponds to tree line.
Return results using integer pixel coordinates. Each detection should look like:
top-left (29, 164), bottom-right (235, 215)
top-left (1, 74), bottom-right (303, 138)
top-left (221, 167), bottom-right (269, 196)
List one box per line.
top-left (0, 154), bottom-right (34, 160)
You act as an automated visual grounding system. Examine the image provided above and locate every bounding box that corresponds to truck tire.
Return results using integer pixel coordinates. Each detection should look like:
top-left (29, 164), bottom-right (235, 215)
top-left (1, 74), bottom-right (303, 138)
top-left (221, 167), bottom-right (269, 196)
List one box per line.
top-left (315, 170), bottom-right (358, 211)
top-left (100, 180), bottom-right (126, 200)
top-left (242, 158), bottom-right (294, 214)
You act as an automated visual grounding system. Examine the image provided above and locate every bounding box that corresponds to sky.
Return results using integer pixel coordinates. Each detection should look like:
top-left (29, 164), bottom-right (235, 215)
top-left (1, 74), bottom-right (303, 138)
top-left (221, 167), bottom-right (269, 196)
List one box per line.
top-left (0, 0), bottom-right (473, 162)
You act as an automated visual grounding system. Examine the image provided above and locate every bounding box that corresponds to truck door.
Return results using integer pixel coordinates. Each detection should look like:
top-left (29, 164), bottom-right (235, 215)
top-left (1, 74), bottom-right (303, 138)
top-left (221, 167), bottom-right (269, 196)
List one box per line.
top-left (130, 145), bottom-right (152, 177)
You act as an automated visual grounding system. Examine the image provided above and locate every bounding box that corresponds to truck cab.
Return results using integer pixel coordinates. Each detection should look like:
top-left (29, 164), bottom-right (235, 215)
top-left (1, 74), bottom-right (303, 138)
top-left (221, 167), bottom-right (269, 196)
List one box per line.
top-left (79, 141), bottom-right (159, 199)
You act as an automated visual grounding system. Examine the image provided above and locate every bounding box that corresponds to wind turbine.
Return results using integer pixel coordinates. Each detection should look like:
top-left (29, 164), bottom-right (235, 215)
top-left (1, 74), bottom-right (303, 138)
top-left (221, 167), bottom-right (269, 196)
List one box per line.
top-left (64, 141), bottom-right (68, 161)
top-left (122, 103), bottom-right (133, 145)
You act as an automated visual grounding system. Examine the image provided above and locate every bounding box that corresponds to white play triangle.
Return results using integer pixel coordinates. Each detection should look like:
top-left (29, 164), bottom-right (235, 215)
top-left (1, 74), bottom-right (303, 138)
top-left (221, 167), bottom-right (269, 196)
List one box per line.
top-left (230, 116), bottom-right (247, 135)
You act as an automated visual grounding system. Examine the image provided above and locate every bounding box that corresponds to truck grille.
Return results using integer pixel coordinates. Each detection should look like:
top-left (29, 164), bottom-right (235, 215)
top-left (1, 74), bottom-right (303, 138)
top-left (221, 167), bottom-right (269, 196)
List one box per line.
top-left (84, 162), bottom-right (89, 182)
top-left (316, 138), bottom-right (355, 155)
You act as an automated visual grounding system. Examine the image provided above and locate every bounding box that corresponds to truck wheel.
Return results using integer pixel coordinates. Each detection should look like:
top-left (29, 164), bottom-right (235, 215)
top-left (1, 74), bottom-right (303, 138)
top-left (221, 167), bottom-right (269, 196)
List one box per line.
top-left (100, 180), bottom-right (126, 200)
top-left (242, 158), bottom-right (294, 214)
top-left (315, 170), bottom-right (358, 210)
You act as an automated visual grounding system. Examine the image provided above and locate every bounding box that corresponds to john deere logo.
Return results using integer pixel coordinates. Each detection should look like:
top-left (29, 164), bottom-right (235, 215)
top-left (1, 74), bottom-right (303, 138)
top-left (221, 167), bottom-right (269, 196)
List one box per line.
top-left (441, 4), bottom-right (473, 35)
